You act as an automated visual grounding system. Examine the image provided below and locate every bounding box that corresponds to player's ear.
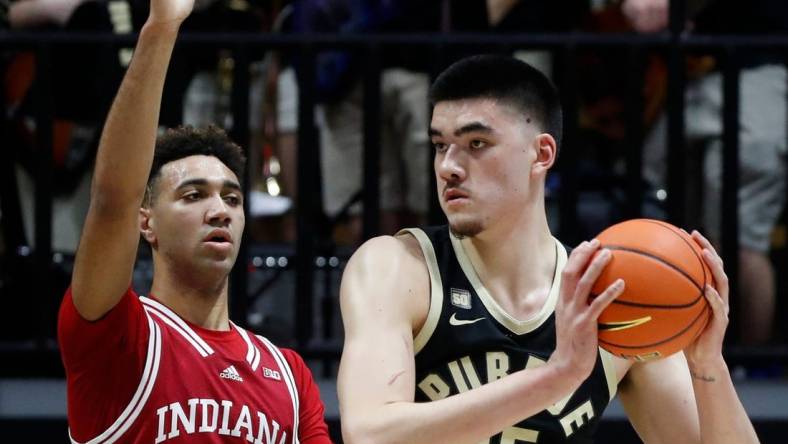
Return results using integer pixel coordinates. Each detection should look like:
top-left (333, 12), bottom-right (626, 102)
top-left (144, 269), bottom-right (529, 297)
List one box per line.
top-left (531, 133), bottom-right (557, 176)
top-left (139, 207), bottom-right (157, 246)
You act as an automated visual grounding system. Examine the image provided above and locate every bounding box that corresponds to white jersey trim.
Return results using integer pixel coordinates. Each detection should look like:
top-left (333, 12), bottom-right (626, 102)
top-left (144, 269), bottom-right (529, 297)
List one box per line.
top-left (69, 312), bottom-right (163, 444)
top-left (232, 322), bottom-right (262, 371)
top-left (599, 348), bottom-right (619, 401)
top-left (256, 335), bottom-right (300, 444)
top-left (451, 234), bottom-right (567, 335)
top-left (140, 296), bottom-right (214, 357)
top-left (398, 228), bottom-right (444, 355)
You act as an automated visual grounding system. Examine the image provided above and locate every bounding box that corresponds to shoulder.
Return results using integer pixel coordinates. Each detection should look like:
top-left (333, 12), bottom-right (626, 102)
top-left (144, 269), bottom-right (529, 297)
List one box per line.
top-left (279, 347), bottom-right (309, 374)
top-left (278, 348), bottom-right (323, 399)
top-left (343, 234), bottom-right (428, 290)
top-left (341, 234), bottom-right (431, 331)
top-left (350, 232), bottom-right (426, 267)
top-left (58, 286), bottom-right (144, 344)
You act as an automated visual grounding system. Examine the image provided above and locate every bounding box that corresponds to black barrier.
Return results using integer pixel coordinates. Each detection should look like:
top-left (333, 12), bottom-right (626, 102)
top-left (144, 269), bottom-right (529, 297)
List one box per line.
top-left (0, 29), bottom-right (786, 368)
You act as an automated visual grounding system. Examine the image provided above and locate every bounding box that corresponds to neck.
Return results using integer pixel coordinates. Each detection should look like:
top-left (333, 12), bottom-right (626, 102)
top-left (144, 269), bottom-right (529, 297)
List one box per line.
top-left (149, 257), bottom-right (231, 331)
top-left (460, 197), bottom-right (557, 318)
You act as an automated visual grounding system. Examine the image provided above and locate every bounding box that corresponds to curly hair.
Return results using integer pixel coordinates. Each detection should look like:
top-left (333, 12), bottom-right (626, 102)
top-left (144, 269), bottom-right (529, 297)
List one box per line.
top-left (143, 125), bottom-right (246, 207)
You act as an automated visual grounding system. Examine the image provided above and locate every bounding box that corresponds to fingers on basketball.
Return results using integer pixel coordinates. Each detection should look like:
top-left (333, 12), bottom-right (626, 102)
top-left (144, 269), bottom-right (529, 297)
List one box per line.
top-left (591, 219), bottom-right (713, 361)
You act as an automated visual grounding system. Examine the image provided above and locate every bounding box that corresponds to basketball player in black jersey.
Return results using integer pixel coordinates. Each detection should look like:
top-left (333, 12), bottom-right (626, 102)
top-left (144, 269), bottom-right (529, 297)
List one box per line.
top-left (337, 55), bottom-right (758, 443)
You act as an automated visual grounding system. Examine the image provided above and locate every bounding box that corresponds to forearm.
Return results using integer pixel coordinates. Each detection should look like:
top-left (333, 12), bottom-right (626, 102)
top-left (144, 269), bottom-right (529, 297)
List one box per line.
top-left (343, 364), bottom-right (578, 444)
top-left (71, 19), bottom-right (182, 320)
top-left (690, 357), bottom-right (758, 444)
top-left (91, 21), bottom-right (179, 203)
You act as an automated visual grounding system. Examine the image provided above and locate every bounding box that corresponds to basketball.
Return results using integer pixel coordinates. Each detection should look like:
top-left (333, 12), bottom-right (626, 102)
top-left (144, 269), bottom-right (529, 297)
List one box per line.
top-left (591, 219), bottom-right (712, 361)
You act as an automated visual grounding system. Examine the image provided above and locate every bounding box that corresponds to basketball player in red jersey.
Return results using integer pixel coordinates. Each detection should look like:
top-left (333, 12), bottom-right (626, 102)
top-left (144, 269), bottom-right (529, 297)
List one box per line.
top-left (337, 55), bottom-right (758, 443)
top-left (56, 0), bottom-right (331, 442)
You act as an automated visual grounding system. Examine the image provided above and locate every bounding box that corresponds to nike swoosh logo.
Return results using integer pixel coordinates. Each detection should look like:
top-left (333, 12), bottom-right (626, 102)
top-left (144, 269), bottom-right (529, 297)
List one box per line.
top-left (449, 313), bottom-right (485, 326)
top-left (598, 316), bottom-right (652, 332)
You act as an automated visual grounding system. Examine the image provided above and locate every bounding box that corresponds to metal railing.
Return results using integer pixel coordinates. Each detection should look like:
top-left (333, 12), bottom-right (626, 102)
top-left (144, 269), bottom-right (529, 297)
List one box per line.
top-left (1, 25), bottom-right (787, 375)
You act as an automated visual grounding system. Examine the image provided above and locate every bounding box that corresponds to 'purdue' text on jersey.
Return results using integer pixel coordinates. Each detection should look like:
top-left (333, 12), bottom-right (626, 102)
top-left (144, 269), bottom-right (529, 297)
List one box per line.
top-left (405, 226), bottom-right (618, 444)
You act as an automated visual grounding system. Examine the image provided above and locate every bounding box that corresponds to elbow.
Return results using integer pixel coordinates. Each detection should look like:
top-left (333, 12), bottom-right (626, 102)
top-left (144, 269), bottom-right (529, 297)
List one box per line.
top-left (341, 417), bottom-right (401, 444)
top-left (341, 418), bottom-right (375, 444)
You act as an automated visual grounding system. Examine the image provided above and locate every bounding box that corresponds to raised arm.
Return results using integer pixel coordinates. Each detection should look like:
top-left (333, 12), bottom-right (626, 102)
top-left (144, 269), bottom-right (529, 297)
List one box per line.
top-left (338, 237), bottom-right (625, 444)
top-left (620, 231), bottom-right (758, 443)
top-left (70, 0), bottom-right (194, 320)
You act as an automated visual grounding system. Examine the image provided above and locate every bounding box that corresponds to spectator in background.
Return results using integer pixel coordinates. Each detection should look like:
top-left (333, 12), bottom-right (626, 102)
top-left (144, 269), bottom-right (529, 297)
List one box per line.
top-left (289, 0), bottom-right (439, 244)
top-left (625, 0), bottom-right (787, 345)
top-left (6, 0), bottom-right (86, 29)
top-left (4, 0), bottom-right (147, 254)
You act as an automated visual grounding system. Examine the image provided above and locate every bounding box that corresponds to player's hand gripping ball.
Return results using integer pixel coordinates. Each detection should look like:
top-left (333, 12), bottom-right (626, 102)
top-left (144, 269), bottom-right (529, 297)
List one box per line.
top-left (591, 219), bottom-right (712, 361)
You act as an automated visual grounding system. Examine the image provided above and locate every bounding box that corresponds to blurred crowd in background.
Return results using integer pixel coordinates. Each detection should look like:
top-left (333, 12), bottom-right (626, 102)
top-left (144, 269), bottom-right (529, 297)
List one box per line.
top-left (1, 0), bottom-right (787, 355)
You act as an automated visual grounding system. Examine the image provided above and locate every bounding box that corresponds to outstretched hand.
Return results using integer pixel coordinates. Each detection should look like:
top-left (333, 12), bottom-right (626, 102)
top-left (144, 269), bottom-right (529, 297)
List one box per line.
top-left (551, 240), bottom-right (625, 383)
top-left (148, 0), bottom-right (194, 28)
top-left (684, 230), bottom-right (730, 368)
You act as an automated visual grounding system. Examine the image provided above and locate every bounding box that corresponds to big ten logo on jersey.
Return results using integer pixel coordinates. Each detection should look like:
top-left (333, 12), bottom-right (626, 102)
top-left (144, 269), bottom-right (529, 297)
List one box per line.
top-left (107, 1), bottom-right (133, 66)
top-left (418, 353), bottom-right (596, 442)
top-left (263, 367), bottom-right (282, 381)
top-left (155, 399), bottom-right (288, 444)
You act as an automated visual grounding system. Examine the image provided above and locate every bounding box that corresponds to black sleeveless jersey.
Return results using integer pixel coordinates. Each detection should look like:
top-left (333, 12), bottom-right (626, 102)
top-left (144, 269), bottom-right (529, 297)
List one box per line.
top-left (405, 226), bottom-right (618, 444)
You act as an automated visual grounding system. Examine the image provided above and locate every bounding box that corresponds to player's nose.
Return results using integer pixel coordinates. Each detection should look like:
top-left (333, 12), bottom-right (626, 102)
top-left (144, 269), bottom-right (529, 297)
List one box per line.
top-left (205, 194), bottom-right (231, 225)
top-left (436, 144), bottom-right (467, 182)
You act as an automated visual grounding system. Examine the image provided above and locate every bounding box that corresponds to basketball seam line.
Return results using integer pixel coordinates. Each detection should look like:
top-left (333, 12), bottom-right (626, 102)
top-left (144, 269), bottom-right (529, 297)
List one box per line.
top-left (641, 219), bottom-right (709, 290)
top-left (603, 245), bottom-right (704, 308)
top-left (599, 303), bottom-right (710, 349)
top-left (602, 244), bottom-right (702, 292)
top-left (610, 296), bottom-right (702, 309)
top-left (602, 245), bottom-right (704, 308)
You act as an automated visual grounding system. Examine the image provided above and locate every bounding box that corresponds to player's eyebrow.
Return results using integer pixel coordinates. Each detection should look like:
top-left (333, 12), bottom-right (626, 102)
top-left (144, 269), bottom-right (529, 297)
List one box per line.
top-left (453, 122), bottom-right (494, 137)
top-left (429, 122), bottom-right (495, 138)
top-left (175, 178), bottom-right (242, 192)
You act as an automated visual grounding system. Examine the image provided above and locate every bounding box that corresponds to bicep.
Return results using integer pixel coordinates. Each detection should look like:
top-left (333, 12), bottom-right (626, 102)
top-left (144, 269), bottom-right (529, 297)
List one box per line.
top-left (337, 238), bottom-right (428, 419)
top-left (71, 200), bottom-right (142, 320)
top-left (338, 314), bottom-right (417, 409)
top-left (619, 353), bottom-right (701, 443)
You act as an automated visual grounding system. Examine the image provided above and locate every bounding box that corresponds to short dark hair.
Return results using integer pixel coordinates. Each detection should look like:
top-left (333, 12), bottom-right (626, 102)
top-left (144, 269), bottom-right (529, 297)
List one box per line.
top-left (143, 125), bottom-right (246, 206)
top-left (429, 54), bottom-right (563, 152)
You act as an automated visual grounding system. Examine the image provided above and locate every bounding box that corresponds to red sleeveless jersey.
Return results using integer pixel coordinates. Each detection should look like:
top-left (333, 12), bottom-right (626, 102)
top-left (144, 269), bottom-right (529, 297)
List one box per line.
top-left (58, 288), bottom-right (331, 444)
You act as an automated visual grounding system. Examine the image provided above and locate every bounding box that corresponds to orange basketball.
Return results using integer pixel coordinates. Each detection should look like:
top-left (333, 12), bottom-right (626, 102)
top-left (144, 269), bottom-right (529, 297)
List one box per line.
top-left (591, 219), bottom-right (712, 361)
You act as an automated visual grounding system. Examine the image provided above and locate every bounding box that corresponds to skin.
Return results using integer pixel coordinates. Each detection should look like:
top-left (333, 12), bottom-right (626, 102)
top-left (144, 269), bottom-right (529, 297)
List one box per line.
top-left (139, 155), bottom-right (244, 328)
top-left (65, 5), bottom-right (330, 442)
top-left (338, 97), bottom-right (758, 444)
top-left (70, 0), bottom-right (244, 332)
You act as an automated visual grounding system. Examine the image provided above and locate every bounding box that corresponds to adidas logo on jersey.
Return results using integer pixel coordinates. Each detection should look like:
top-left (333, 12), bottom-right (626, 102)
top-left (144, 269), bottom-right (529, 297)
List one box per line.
top-left (219, 365), bottom-right (243, 382)
top-left (263, 367), bottom-right (282, 381)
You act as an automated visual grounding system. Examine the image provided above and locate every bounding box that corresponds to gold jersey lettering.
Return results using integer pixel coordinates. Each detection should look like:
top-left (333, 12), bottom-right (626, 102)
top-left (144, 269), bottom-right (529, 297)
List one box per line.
top-left (486, 352), bottom-right (510, 381)
top-left (475, 425), bottom-right (538, 444)
top-left (559, 400), bottom-right (595, 437)
top-left (447, 356), bottom-right (482, 393)
top-left (418, 374), bottom-right (451, 400)
top-left (500, 425), bottom-right (539, 443)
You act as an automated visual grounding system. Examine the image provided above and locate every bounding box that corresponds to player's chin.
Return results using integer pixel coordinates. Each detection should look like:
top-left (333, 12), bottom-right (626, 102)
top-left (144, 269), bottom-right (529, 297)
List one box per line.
top-left (198, 256), bottom-right (236, 276)
top-left (448, 216), bottom-right (484, 238)
top-left (197, 247), bottom-right (238, 268)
